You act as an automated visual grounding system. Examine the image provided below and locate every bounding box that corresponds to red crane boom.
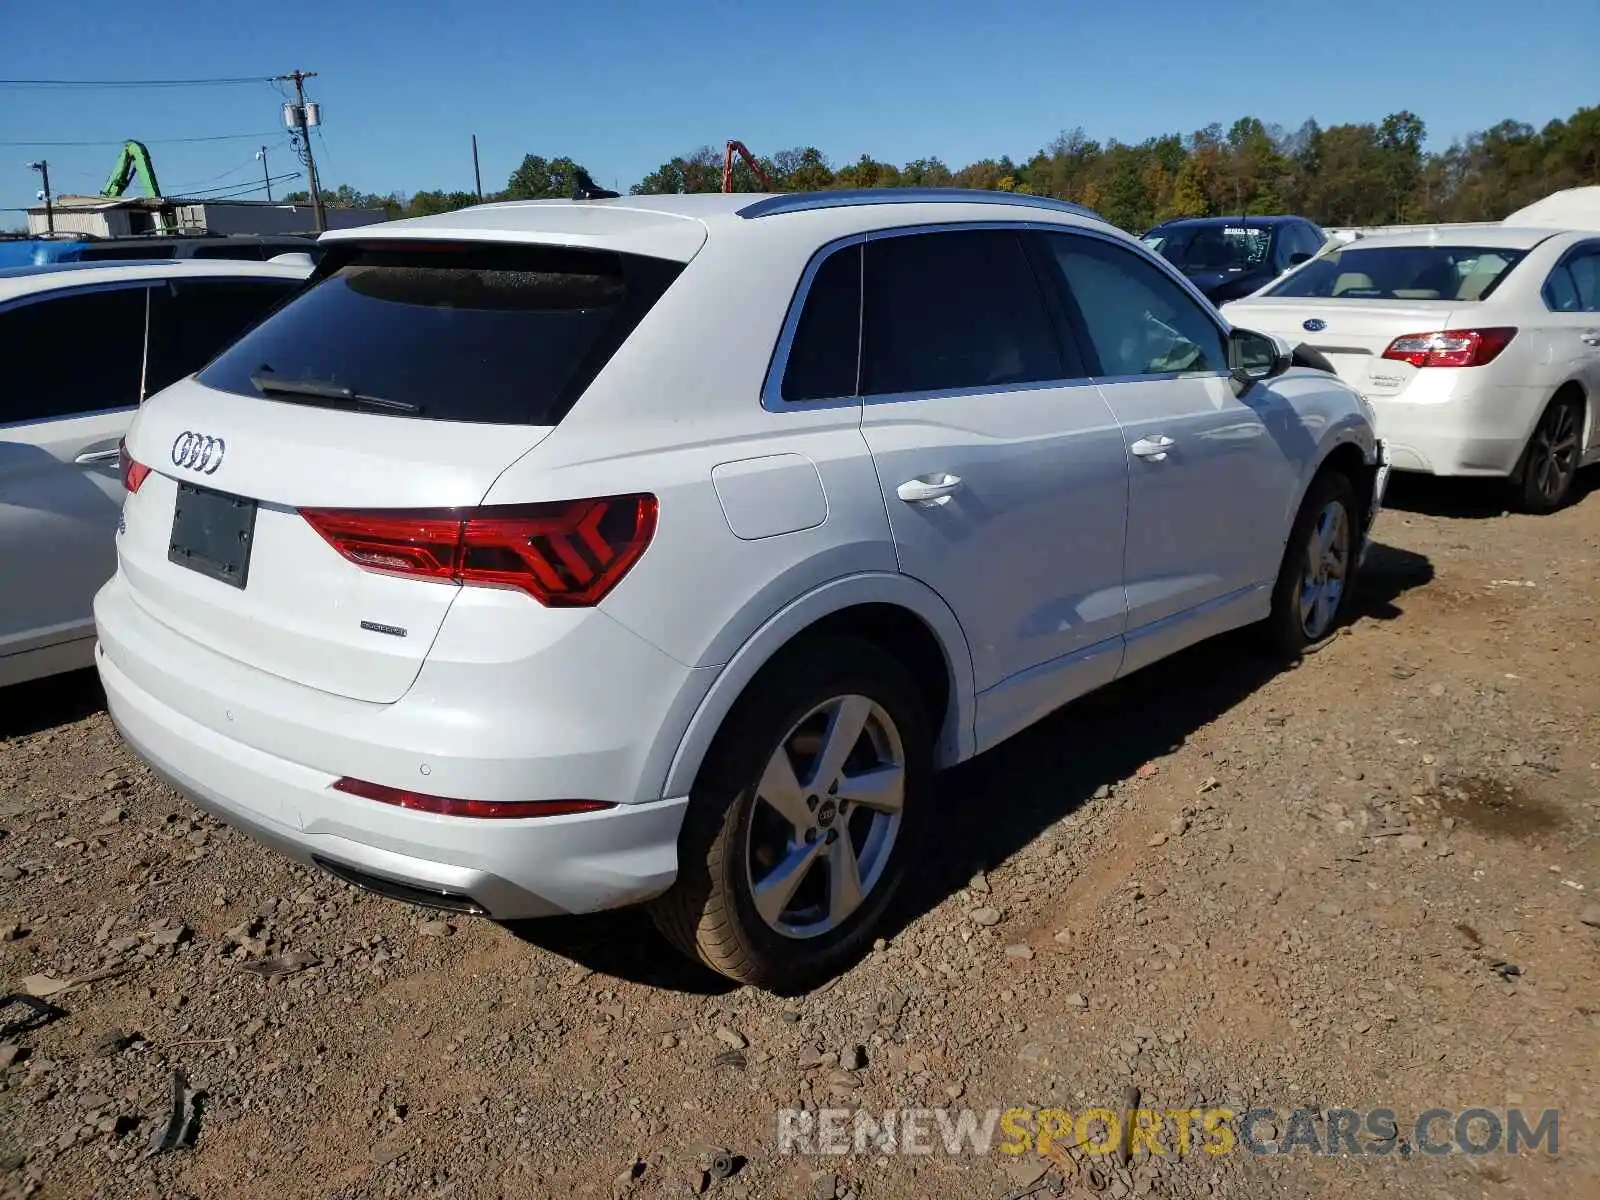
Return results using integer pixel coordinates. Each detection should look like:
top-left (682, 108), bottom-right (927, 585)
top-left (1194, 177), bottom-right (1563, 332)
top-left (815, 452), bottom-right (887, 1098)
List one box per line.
top-left (722, 141), bottom-right (774, 193)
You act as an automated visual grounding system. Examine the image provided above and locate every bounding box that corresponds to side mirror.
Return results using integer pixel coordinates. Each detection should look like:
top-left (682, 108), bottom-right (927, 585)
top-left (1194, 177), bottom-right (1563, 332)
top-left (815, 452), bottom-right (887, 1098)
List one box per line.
top-left (1288, 251), bottom-right (1312, 266)
top-left (1228, 327), bottom-right (1290, 393)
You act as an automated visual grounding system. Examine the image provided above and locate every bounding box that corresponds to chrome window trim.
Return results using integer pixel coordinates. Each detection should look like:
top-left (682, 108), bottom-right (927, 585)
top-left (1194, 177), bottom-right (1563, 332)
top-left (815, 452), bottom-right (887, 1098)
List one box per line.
top-left (761, 220), bottom-right (1233, 413)
top-left (738, 188), bottom-right (1107, 223)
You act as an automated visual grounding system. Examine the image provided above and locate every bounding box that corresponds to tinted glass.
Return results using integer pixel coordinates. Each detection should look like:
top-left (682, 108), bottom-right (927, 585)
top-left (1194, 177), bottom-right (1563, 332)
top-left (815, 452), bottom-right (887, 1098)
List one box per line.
top-left (861, 230), bottom-right (1061, 396)
top-left (1145, 224), bottom-right (1273, 271)
top-left (1544, 264), bottom-right (1582, 312)
top-left (0, 287), bottom-right (148, 422)
top-left (1043, 234), bottom-right (1226, 377)
top-left (74, 244), bottom-right (174, 261)
top-left (1567, 252), bottom-right (1600, 311)
top-left (145, 279), bottom-right (298, 395)
top-left (782, 244), bottom-right (860, 402)
top-left (1267, 245), bottom-right (1527, 301)
top-left (198, 243), bottom-right (683, 424)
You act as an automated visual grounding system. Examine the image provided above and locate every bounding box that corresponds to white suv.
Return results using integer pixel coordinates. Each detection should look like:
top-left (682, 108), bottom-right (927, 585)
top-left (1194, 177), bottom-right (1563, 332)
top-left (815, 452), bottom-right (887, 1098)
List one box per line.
top-left (96, 191), bottom-right (1386, 989)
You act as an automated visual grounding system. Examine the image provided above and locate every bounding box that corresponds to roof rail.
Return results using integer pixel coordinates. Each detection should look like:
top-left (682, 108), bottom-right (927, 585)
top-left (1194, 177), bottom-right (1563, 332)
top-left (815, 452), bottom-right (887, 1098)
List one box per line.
top-left (736, 188), bottom-right (1108, 223)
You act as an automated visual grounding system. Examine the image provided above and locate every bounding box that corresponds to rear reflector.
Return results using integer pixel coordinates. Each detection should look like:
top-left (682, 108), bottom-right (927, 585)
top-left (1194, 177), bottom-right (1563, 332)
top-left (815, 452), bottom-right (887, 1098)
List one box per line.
top-left (119, 439), bottom-right (150, 493)
top-left (300, 494), bottom-right (657, 606)
top-left (331, 777), bottom-right (615, 819)
top-left (1382, 327), bottom-right (1516, 368)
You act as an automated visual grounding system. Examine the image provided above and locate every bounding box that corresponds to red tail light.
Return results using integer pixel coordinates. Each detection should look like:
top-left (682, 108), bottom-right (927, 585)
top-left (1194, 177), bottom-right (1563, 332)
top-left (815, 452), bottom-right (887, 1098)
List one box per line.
top-left (1382, 327), bottom-right (1516, 368)
top-left (299, 494), bottom-right (657, 607)
top-left (332, 777), bottom-right (614, 819)
top-left (119, 439), bottom-right (150, 493)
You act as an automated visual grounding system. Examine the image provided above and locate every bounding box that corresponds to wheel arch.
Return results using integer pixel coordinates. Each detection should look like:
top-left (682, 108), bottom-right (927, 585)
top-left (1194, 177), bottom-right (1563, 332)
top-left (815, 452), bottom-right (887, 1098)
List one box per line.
top-left (657, 574), bottom-right (977, 802)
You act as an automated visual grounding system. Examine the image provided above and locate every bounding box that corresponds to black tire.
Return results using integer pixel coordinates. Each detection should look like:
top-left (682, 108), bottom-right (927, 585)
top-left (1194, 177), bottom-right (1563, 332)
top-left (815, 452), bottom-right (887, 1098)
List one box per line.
top-left (1265, 470), bottom-right (1360, 657)
top-left (1513, 395), bottom-right (1584, 514)
top-left (649, 636), bottom-right (932, 992)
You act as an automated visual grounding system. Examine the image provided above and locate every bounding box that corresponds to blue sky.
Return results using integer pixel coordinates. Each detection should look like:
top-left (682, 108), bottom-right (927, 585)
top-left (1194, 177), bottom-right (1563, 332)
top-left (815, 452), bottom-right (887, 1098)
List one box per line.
top-left (3, 0), bottom-right (1597, 219)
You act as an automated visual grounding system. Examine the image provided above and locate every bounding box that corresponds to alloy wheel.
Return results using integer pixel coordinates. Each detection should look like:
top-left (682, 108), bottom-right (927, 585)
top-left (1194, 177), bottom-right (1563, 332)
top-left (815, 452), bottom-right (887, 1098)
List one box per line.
top-left (1529, 403), bottom-right (1580, 506)
top-left (1298, 501), bottom-right (1350, 640)
top-left (743, 694), bottom-right (905, 939)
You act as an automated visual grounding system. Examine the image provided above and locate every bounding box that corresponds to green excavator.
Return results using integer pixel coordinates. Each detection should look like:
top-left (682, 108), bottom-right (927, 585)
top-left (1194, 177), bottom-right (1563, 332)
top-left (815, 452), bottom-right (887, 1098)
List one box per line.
top-left (100, 140), bottom-right (162, 198)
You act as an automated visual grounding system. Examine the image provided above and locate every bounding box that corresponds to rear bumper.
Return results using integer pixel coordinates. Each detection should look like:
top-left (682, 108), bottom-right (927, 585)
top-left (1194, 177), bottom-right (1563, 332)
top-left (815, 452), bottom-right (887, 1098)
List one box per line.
top-left (99, 641), bottom-right (690, 918)
top-left (1359, 438), bottom-right (1391, 566)
top-left (1370, 378), bottom-right (1542, 478)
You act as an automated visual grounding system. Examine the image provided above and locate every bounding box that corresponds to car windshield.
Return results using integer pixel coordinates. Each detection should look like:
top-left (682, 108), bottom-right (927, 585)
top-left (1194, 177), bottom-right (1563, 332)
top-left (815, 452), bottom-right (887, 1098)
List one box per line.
top-left (1143, 225), bottom-right (1273, 271)
top-left (1266, 245), bottom-right (1527, 301)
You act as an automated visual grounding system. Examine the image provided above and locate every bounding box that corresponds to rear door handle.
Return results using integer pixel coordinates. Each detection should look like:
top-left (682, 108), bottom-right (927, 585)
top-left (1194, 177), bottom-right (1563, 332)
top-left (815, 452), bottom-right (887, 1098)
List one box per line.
top-left (74, 448), bottom-right (121, 465)
top-left (1580, 329), bottom-right (1600, 347)
top-left (896, 474), bottom-right (963, 505)
top-left (1130, 435), bottom-right (1175, 461)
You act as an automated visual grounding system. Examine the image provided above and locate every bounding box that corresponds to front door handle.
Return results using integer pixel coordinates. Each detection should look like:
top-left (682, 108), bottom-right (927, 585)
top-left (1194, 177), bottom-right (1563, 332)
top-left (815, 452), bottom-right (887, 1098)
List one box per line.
top-left (1580, 329), bottom-right (1600, 347)
top-left (896, 474), bottom-right (963, 505)
top-left (74, 448), bottom-right (121, 466)
top-left (1130, 435), bottom-right (1175, 461)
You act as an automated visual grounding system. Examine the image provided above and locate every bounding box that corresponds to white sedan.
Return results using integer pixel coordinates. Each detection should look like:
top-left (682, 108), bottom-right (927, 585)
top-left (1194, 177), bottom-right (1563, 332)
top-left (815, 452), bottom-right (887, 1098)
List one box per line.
top-left (1223, 227), bottom-right (1600, 511)
top-left (0, 258), bottom-right (309, 686)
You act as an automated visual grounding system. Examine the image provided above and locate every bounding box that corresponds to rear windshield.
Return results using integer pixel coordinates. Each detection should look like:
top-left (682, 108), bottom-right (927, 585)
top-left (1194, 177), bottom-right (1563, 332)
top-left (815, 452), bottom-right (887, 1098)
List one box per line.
top-left (1143, 225), bottom-right (1272, 271)
top-left (197, 242), bottom-right (683, 424)
top-left (1266, 245), bottom-right (1526, 301)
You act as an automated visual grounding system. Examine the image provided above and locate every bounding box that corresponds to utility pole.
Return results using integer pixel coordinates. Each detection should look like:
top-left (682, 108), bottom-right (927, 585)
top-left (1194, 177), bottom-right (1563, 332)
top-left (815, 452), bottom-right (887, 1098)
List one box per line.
top-left (471, 134), bottom-right (483, 202)
top-left (28, 160), bottom-right (54, 233)
top-left (256, 146), bottom-right (273, 202)
top-left (276, 69), bottom-right (325, 232)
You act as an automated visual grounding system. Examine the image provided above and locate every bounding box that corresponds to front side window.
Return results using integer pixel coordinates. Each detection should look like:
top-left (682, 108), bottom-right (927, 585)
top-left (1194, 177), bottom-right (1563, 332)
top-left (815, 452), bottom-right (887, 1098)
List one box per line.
top-left (1042, 234), bottom-right (1226, 378)
top-left (860, 229), bottom-right (1063, 396)
top-left (0, 286), bottom-right (149, 423)
top-left (1266, 245), bottom-right (1527, 301)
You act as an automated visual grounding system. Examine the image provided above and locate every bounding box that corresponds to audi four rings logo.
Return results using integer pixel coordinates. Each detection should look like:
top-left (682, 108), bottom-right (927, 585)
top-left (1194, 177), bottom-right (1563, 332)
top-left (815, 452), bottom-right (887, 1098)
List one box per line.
top-left (171, 431), bottom-right (225, 474)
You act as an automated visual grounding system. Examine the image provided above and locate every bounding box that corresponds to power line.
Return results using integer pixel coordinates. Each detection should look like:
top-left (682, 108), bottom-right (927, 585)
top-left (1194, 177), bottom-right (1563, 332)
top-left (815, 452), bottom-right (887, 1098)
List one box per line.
top-left (165, 171), bottom-right (302, 201)
top-left (0, 76), bottom-right (272, 89)
top-left (0, 132), bottom-right (284, 147)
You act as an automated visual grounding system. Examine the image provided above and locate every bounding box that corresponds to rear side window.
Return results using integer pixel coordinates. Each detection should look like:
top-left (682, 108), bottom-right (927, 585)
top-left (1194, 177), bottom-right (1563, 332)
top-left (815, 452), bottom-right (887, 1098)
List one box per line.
top-left (0, 286), bottom-right (149, 423)
top-left (1267, 245), bottom-right (1527, 301)
top-left (1566, 252), bottom-right (1600, 311)
top-left (197, 243), bottom-right (684, 424)
top-left (861, 230), bottom-right (1062, 396)
top-left (781, 244), bottom-right (860, 402)
top-left (145, 278), bottom-right (298, 395)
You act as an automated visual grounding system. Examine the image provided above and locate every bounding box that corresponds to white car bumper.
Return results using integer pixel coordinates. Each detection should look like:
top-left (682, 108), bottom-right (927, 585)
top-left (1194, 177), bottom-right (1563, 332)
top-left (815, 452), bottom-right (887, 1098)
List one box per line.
top-left (99, 642), bottom-right (690, 917)
top-left (94, 572), bottom-right (701, 919)
top-left (1368, 375), bottom-right (1543, 478)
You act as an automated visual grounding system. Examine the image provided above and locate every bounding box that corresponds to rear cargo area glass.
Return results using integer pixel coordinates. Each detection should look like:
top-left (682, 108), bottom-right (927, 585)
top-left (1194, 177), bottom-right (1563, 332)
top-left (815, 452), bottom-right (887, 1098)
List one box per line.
top-left (198, 242), bottom-right (683, 425)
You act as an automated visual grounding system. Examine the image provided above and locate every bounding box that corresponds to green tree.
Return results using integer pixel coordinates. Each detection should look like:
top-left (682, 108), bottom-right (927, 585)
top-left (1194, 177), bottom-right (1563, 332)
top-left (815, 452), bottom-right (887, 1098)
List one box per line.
top-left (504, 155), bottom-right (590, 200)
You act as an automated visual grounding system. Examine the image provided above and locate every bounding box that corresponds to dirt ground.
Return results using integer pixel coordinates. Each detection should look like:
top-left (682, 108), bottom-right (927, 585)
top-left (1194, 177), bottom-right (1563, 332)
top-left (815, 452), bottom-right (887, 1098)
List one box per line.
top-left (3, 472), bottom-right (1599, 1200)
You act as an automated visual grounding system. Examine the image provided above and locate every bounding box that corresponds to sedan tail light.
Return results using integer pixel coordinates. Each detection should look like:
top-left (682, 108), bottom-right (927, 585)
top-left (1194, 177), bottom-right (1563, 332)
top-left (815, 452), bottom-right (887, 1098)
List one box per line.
top-left (1381, 327), bottom-right (1517, 368)
top-left (119, 439), bottom-right (150, 493)
top-left (300, 494), bottom-right (657, 607)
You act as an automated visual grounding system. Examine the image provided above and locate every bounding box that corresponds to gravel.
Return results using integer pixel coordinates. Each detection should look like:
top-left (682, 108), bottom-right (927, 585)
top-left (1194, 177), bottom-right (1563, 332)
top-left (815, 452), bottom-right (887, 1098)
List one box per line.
top-left (2, 485), bottom-right (1599, 1199)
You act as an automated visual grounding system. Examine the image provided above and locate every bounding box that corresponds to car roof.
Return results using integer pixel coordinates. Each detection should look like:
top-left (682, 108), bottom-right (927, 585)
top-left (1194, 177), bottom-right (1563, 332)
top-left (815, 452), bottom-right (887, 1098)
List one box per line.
top-left (1331, 227), bottom-right (1569, 252)
top-left (1149, 215), bottom-right (1306, 230)
top-left (320, 190), bottom-right (1120, 263)
top-left (0, 258), bottom-right (312, 302)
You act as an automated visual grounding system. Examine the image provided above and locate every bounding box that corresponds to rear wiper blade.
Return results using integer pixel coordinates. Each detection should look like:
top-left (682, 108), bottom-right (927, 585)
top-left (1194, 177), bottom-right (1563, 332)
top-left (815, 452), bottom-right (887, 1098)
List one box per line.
top-left (249, 372), bottom-right (419, 414)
